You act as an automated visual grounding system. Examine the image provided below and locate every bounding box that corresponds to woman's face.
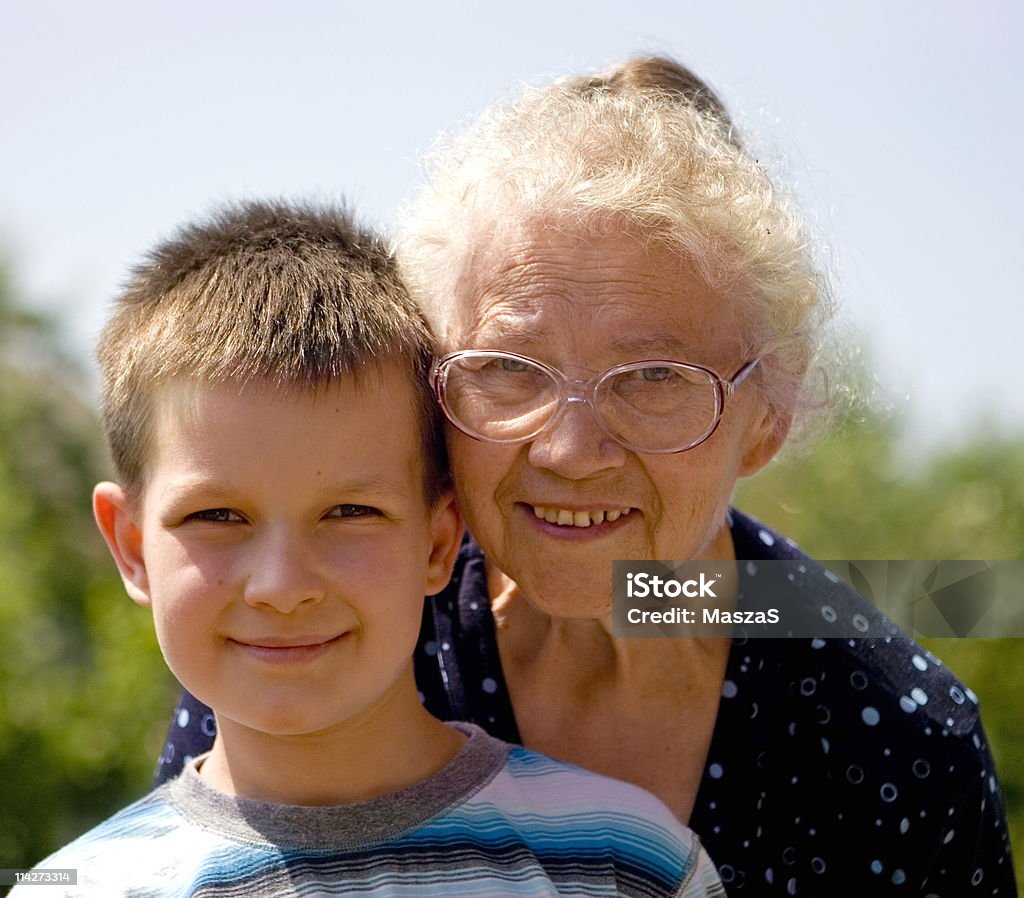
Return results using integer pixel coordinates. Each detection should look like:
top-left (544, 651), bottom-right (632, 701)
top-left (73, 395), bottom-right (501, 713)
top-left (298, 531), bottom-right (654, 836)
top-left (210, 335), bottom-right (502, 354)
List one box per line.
top-left (445, 222), bottom-right (785, 618)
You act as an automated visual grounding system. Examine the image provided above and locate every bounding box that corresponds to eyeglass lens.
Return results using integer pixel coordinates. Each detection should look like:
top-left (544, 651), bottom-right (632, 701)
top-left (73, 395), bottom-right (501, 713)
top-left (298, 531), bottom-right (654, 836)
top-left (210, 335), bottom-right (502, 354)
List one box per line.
top-left (440, 354), bottom-right (721, 452)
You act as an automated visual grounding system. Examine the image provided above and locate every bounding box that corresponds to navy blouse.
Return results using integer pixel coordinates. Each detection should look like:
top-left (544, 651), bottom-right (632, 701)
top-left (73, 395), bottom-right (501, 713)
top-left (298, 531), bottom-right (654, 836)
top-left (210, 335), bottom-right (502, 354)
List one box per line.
top-left (157, 509), bottom-right (1016, 896)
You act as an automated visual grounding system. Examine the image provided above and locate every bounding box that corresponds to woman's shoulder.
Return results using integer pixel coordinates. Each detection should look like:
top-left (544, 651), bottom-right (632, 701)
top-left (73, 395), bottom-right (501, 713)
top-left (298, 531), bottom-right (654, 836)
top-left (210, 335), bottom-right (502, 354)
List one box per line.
top-left (730, 508), bottom-right (981, 730)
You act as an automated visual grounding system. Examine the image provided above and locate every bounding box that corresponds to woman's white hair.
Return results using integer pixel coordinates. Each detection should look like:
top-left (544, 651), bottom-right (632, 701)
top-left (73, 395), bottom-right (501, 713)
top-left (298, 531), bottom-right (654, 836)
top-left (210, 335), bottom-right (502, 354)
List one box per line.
top-left (396, 55), bottom-right (835, 428)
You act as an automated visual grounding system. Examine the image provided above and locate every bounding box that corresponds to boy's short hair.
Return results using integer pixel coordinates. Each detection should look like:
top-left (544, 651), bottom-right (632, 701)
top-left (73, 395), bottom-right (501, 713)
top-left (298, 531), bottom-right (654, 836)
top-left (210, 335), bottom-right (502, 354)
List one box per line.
top-left (97, 200), bottom-right (448, 503)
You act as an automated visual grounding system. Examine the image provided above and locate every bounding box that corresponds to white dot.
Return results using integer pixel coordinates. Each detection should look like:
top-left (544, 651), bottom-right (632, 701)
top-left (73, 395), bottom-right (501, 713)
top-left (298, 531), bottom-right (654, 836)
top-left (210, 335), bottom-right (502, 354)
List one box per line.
top-left (481, 677), bottom-right (498, 694)
top-left (811, 638), bottom-right (826, 649)
top-left (758, 529), bottom-right (775, 546)
top-left (900, 817), bottom-right (910, 834)
top-left (862, 706), bottom-right (881, 726)
top-left (765, 868), bottom-right (774, 884)
top-left (824, 569), bottom-right (841, 583)
top-left (911, 654), bottom-right (928, 672)
top-left (787, 877), bottom-right (797, 895)
top-left (943, 829), bottom-right (955, 844)
top-left (871, 860), bottom-right (883, 874)
top-left (709, 763), bottom-right (724, 779)
top-left (891, 869), bottom-right (906, 885)
top-left (911, 687), bottom-right (929, 705)
top-left (722, 679), bottom-right (738, 699)
top-left (468, 601), bottom-right (479, 611)
top-left (417, 690), bottom-right (425, 704)
top-left (899, 696), bottom-right (918, 713)
top-left (746, 561), bottom-right (758, 576)
top-left (176, 708), bottom-right (190, 728)
top-left (441, 642), bottom-right (451, 651)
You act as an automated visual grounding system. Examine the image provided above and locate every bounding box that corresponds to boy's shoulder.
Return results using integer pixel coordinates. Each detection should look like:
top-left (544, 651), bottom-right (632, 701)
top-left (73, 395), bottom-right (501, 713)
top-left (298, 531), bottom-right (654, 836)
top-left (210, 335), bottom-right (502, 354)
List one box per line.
top-left (9, 785), bottom-right (190, 897)
top-left (14, 727), bottom-right (723, 898)
top-left (449, 739), bottom-right (724, 896)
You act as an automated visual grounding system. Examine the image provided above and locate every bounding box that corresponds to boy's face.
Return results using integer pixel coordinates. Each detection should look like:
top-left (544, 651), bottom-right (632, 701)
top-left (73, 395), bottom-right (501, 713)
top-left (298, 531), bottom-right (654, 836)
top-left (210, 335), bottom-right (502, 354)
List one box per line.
top-left (94, 367), bottom-right (459, 738)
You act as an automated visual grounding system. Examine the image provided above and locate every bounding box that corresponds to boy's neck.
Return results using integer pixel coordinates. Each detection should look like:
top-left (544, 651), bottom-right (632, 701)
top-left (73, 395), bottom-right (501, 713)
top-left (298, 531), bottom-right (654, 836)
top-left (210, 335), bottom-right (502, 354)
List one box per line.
top-left (197, 676), bottom-right (465, 806)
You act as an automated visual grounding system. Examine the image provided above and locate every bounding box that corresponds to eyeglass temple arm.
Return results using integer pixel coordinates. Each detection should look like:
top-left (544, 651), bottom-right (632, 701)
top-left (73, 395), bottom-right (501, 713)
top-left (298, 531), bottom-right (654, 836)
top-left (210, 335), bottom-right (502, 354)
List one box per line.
top-left (725, 358), bottom-right (761, 394)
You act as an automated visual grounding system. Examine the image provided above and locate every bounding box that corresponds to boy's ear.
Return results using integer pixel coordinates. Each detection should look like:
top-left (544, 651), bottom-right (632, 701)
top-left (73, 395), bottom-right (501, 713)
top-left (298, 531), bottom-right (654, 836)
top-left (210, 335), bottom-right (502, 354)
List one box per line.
top-left (424, 491), bottom-right (464, 597)
top-left (93, 482), bottom-right (152, 607)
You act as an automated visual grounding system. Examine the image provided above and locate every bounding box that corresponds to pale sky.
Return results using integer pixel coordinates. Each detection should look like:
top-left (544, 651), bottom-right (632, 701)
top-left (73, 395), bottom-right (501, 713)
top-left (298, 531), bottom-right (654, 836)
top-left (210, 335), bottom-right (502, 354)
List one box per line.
top-left (2, 0), bottom-right (1022, 448)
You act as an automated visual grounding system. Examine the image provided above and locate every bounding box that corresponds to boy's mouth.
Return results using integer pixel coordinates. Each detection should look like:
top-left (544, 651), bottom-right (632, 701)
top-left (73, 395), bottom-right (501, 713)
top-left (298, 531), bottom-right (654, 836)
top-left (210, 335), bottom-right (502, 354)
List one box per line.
top-left (235, 634), bottom-right (346, 648)
top-left (229, 632), bottom-right (349, 663)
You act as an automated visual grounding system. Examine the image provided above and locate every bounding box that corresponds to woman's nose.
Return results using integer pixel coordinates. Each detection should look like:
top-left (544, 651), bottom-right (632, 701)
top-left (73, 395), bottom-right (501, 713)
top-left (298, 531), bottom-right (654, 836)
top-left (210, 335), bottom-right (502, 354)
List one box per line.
top-left (526, 397), bottom-right (628, 479)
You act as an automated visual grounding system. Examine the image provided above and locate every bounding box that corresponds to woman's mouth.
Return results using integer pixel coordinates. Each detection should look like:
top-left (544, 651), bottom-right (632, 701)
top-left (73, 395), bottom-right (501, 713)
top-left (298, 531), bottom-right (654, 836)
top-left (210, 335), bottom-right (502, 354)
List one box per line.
top-left (530, 504), bottom-right (634, 528)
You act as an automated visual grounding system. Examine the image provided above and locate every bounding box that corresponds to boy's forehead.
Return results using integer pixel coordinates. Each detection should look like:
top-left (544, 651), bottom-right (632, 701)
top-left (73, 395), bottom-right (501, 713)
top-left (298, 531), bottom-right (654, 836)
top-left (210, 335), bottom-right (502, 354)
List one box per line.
top-left (144, 365), bottom-right (424, 482)
top-left (151, 365), bottom-right (413, 421)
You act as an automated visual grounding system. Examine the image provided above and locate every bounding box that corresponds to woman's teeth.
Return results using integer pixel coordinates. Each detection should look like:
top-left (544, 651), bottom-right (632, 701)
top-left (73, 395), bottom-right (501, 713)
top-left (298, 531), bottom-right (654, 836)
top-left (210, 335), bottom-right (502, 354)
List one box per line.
top-left (531, 506), bottom-right (633, 527)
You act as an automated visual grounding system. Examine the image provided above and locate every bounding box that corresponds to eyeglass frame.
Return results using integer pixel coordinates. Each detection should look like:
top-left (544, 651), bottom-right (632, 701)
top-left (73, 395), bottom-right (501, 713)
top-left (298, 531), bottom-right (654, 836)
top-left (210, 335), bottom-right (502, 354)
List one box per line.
top-left (430, 349), bottom-right (762, 455)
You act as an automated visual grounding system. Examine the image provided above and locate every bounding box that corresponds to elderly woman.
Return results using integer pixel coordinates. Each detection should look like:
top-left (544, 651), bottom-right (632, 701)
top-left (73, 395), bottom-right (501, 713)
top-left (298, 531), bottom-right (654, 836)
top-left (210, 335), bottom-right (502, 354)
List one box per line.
top-left (160, 57), bottom-right (1014, 894)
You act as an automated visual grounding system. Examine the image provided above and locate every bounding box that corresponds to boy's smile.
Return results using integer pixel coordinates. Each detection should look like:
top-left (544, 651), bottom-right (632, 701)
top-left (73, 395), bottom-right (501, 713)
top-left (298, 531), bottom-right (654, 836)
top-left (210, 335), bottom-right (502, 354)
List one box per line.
top-left (94, 366), bottom-right (460, 748)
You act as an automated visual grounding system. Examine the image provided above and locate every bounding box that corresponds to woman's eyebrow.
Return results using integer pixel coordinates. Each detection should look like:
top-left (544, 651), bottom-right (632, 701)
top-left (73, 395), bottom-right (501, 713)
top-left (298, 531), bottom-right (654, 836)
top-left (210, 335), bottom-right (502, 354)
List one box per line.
top-left (608, 334), bottom-right (699, 357)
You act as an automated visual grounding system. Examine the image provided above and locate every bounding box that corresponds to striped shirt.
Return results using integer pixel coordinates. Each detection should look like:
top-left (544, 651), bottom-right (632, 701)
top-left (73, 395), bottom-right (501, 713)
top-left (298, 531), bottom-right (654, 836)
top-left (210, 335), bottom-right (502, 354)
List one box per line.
top-left (15, 724), bottom-right (724, 897)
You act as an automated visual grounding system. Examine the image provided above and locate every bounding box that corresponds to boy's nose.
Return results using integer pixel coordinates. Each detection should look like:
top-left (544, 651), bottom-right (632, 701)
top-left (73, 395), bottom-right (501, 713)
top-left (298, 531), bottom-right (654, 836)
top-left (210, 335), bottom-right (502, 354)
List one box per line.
top-left (243, 534), bottom-right (326, 613)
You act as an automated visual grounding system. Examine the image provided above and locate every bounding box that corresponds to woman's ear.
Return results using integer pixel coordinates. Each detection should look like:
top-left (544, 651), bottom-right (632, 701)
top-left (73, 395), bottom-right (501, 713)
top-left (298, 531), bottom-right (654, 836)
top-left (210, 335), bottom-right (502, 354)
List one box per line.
top-left (424, 491), bottom-right (464, 597)
top-left (93, 482), bottom-right (152, 607)
top-left (739, 402), bottom-right (793, 477)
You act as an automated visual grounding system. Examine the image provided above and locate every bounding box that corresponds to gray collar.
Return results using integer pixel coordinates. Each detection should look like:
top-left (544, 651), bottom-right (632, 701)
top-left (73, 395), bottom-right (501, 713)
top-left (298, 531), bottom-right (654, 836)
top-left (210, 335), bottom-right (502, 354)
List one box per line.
top-left (163, 722), bottom-right (507, 849)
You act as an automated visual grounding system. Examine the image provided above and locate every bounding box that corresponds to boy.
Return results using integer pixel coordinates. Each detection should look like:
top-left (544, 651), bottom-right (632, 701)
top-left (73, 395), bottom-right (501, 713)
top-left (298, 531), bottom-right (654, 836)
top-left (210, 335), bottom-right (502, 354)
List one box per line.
top-left (14, 201), bottom-right (723, 897)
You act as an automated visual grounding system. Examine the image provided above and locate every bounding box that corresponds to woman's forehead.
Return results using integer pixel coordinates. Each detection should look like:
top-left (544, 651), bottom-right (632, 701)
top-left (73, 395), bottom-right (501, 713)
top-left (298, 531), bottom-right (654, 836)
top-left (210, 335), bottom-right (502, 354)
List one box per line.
top-left (452, 223), bottom-right (748, 360)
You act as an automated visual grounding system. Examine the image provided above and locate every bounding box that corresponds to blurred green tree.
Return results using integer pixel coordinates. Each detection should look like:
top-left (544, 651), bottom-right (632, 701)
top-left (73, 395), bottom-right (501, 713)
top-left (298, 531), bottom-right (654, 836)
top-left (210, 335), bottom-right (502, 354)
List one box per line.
top-left (0, 267), bottom-right (176, 873)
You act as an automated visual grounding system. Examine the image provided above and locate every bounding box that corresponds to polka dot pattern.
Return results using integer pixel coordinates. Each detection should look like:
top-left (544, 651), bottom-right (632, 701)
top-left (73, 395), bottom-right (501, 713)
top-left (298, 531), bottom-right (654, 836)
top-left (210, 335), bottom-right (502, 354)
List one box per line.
top-left (156, 510), bottom-right (1016, 895)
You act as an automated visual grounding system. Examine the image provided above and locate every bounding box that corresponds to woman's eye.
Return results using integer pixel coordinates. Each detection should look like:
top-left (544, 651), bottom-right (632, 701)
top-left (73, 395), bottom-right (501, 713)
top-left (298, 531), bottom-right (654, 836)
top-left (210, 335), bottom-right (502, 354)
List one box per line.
top-left (186, 508), bottom-right (243, 523)
top-left (640, 366), bottom-right (677, 382)
top-left (497, 357), bottom-right (531, 373)
top-left (326, 504), bottom-right (379, 519)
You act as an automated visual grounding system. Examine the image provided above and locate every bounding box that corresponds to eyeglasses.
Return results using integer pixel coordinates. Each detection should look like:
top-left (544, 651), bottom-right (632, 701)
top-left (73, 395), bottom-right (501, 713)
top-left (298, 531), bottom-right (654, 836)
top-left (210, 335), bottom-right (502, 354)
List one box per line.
top-left (431, 350), bottom-right (761, 454)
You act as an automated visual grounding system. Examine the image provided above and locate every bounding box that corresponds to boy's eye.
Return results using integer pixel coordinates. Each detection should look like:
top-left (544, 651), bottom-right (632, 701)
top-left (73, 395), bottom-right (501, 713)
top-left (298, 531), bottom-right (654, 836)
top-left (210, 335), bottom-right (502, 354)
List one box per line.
top-left (326, 504), bottom-right (379, 519)
top-left (186, 508), bottom-right (244, 524)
